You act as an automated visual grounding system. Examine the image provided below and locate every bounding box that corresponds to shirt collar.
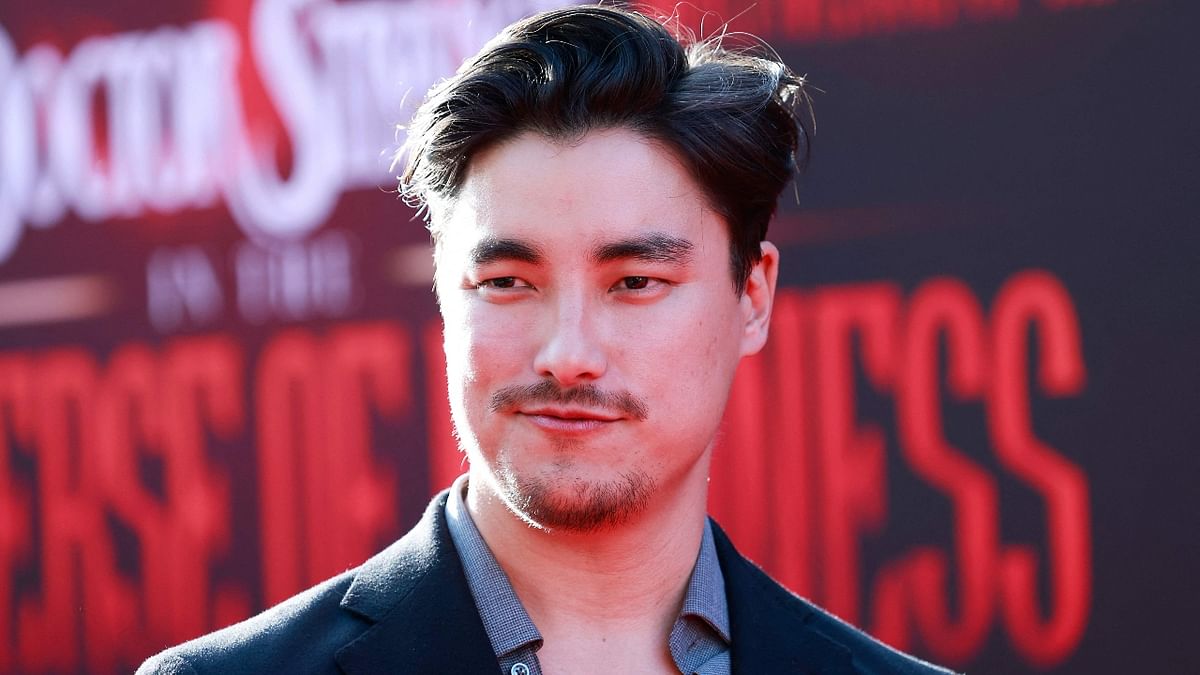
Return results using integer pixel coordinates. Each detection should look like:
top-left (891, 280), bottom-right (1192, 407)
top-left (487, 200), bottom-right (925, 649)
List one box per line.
top-left (445, 474), bottom-right (732, 656)
top-left (682, 519), bottom-right (732, 644)
top-left (445, 474), bottom-right (543, 657)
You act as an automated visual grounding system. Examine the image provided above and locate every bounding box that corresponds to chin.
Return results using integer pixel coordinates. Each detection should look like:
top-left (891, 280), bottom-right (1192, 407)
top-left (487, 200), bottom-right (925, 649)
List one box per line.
top-left (497, 465), bottom-right (655, 533)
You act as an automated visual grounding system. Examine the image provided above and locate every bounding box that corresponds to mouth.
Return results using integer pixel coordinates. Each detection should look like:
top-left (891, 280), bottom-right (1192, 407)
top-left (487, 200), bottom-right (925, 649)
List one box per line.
top-left (517, 407), bottom-right (622, 432)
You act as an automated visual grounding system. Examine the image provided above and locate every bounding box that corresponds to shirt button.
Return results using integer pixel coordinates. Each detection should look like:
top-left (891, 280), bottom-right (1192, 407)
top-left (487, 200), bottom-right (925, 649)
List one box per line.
top-left (510, 664), bottom-right (531, 675)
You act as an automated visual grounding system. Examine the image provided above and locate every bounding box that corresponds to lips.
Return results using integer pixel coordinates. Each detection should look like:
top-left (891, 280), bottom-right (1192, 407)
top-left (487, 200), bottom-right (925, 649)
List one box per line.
top-left (517, 406), bottom-right (622, 432)
top-left (519, 406), bottom-right (622, 422)
top-left (488, 382), bottom-right (649, 421)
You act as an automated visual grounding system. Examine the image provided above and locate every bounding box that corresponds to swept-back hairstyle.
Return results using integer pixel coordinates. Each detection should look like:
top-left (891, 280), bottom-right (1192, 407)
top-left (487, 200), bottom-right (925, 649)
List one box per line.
top-left (399, 4), bottom-right (812, 293)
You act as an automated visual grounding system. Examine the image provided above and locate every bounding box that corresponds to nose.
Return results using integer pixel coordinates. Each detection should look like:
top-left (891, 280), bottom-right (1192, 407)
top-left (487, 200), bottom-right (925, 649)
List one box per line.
top-left (533, 291), bottom-right (607, 386)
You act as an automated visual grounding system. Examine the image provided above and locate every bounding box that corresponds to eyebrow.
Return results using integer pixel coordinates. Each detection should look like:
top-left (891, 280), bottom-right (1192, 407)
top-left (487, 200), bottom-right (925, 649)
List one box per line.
top-left (588, 233), bottom-right (695, 266)
top-left (468, 237), bottom-right (546, 266)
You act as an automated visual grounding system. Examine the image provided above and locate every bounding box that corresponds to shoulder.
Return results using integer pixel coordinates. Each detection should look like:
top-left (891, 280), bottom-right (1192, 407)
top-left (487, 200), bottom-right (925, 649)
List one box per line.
top-left (788, 591), bottom-right (958, 675)
top-left (137, 491), bottom-right (459, 675)
top-left (136, 572), bottom-right (363, 675)
top-left (136, 569), bottom-right (364, 675)
top-left (710, 520), bottom-right (958, 675)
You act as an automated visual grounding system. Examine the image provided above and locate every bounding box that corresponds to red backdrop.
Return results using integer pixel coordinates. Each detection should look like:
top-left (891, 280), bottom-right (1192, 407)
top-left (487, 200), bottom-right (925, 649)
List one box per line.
top-left (0, 0), bottom-right (1196, 673)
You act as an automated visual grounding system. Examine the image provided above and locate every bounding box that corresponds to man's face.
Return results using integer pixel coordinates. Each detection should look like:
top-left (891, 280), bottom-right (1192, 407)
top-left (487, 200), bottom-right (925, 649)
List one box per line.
top-left (433, 128), bottom-right (776, 531)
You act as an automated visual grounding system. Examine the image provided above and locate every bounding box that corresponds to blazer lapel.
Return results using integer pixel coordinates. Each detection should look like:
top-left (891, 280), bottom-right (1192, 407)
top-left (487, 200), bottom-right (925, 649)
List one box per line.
top-left (332, 499), bottom-right (859, 673)
top-left (334, 491), bottom-right (500, 674)
top-left (712, 521), bottom-right (857, 675)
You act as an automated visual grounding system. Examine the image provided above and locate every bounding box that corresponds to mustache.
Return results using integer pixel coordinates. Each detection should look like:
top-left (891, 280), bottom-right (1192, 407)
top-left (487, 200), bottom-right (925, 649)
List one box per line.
top-left (489, 380), bottom-right (649, 421)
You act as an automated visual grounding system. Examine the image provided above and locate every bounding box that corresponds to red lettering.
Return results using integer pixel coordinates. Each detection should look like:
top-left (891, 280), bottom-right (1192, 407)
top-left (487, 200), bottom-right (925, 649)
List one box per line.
top-left (257, 330), bottom-right (327, 605)
top-left (649, 0), bottom-right (1024, 43)
top-left (896, 278), bottom-right (998, 663)
top-left (257, 325), bottom-right (407, 604)
top-left (92, 339), bottom-right (243, 656)
top-left (710, 291), bottom-right (813, 592)
top-left (4, 339), bottom-right (241, 668)
top-left (915, 0), bottom-right (959, 29)
top-left (782, 0), bottom-right (824, 40)
top-left (323, 323), bottom-right (408, 569)
top-left (18, 350), bottom-right (139, 672)
top-left (0, 268), bottom-right (1093, 670)
top-left (424, 320), bottom-right (463, 493)
top-left (811, 283), bottom-right (900, 623)
top-left (157, 337), bottom-right (241, 641)
top-left (711, 341), bottom-right (770, 562)
top-left (761, 292), bottom-right (814, 596)
top-left (988, 270), bottom-right (1090, 667)
top-left (869, 561), bottom-right (913, 650)
top-left (824, 0), bottom-right (867, 41)
top-left (93, 345), bottom-right (165, 665)
top-left (0, 356), bottom-right (35, 673)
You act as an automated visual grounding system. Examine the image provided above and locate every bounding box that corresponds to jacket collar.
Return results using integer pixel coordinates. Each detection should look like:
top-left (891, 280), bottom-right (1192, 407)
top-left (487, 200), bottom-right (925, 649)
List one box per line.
top-left (711, 520), bottom-right (857, 675)
top-left (333, 492), bottom-right (856, 674)
top-left (334, 490), bottom-right (500, 674)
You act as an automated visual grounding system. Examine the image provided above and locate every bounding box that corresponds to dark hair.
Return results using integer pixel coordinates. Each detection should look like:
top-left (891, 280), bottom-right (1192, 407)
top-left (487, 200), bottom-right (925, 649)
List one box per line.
top-left (399, 4), bottom-right (812, 294)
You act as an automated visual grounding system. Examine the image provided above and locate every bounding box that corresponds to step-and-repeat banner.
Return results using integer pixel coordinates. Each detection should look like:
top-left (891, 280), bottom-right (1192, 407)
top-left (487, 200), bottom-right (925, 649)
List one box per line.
top-left (0, 0), bottom-right (1195, 673)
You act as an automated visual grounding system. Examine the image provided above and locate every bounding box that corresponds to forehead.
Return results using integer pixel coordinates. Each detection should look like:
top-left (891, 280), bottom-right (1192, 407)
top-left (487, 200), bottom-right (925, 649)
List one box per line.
top-left (431, 128), bottom-right (726, 260)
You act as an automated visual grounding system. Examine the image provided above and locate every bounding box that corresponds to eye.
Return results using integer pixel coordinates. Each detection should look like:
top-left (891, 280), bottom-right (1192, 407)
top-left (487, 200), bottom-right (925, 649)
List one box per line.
top-left (476, 276), bottom-right (531, 290)
top-left (610, 276), bottom-right (670, 297)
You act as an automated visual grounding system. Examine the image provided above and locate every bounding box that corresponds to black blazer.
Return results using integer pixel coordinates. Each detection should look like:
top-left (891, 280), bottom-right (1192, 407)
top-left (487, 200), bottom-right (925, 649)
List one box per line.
top-left (138, 491), bottom-right (955, 674)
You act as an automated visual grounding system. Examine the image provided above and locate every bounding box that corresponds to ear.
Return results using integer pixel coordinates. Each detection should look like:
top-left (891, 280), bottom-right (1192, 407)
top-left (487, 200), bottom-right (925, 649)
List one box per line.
top-left (739, 241), bottom-right (779, 357)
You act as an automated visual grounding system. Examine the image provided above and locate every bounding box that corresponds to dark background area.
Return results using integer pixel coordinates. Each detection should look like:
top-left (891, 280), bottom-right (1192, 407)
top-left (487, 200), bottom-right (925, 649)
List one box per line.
top-left (0, 0), bottom-right (1196, 672)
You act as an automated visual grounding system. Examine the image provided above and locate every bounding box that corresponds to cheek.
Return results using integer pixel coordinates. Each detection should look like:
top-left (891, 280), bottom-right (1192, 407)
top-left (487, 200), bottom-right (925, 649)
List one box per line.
top-left (618, 300), bottom-right (740, 394)
top-left (442, 300), bottom-right (533, 388)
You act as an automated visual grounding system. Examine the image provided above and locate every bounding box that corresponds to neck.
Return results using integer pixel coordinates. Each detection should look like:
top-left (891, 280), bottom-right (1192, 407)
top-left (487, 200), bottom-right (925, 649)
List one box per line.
top-left (465, 459), bottom-right (711, 635)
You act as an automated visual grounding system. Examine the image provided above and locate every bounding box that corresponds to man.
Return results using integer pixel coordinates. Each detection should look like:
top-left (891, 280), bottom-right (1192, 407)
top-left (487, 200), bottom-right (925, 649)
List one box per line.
top-left (140, 5), bottom-right (955, 674)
